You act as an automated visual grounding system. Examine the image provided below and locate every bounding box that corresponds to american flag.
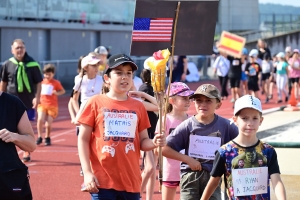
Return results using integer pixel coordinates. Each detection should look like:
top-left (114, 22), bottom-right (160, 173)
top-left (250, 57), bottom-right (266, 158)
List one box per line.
top-left (132, 18), bottom-right (173, 42)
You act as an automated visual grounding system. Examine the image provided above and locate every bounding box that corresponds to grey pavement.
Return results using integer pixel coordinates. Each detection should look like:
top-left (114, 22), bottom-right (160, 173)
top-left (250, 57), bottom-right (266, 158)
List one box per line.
top-left (257, 110), bottom-right (300, 199)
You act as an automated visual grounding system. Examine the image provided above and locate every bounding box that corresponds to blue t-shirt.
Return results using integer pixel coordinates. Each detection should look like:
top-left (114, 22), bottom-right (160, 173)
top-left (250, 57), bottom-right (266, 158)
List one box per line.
top-left (276, 61), bottom-right (288, 75)
top-left (166, 114), bottom-right (238, 172)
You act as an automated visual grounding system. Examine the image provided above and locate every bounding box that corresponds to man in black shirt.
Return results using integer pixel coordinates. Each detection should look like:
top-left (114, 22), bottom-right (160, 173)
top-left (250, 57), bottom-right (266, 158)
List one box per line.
top-left (0, 38), bottom-right (43, 162)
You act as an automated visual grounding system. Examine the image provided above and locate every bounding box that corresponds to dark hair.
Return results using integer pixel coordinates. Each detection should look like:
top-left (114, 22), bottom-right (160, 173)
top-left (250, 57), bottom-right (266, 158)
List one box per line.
top-left (101, 82), bottom-right (110, 94)
top-left (77, 56), bottom-right (84, 73)
top-left (140, 69), bottom-right (151, 84)
top-left (43, 64), bottom-right (55, 74)
top-left (263, 53), bottom-right (270, 60)
top-left (74, 56), bottom-right (87, 94)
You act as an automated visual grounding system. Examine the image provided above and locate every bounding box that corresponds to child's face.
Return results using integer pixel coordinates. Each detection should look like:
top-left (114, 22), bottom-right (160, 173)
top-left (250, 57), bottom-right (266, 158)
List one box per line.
top-left (250, 56), bottom-right (256, 62)
top-left (106, 64), bottom-right (133, 94)
top-left (233, 108), bottom-right (263, 137)
top-left (44, 72), bottom-right (54, 80)
top-left (170, 96), bottom-right (191, 112)
top-left (85, 63), bottom-right (99, 76)
top-left (193, 95), bottom-right (221, 118)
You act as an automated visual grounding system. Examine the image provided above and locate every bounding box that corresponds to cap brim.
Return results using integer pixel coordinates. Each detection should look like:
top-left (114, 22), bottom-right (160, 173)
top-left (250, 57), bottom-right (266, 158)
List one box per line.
top-left (107, 61), bottom-right (138, 73)
top-left (189, 93), bottom-right (219, 100)
top-left (234, 106), bottom-right (262, 115)
top-left (176, 90), bottom-right (194, 97)
top-left (89, 59), bottom-right (101, 65)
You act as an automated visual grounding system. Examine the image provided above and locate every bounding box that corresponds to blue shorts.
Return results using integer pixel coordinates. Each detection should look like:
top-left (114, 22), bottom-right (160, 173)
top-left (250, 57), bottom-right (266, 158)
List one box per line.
top-left (27, 109), bottom-right (36, 121)
top-left (90, 188), bottom-right (140, 200)
top-left (241, 71), bottom-right (248, 81)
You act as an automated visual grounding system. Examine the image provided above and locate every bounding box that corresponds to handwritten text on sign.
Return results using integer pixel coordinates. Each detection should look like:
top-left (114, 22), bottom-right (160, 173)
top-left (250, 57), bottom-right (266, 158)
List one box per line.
top-left (104, 112), bottom-right (137, 138)
top-left (232, 167), bottom-right (268, 196)
top-left (188, 135), bottom-right (221, 160)
top-left (41, 84), bottom-right (53, 95)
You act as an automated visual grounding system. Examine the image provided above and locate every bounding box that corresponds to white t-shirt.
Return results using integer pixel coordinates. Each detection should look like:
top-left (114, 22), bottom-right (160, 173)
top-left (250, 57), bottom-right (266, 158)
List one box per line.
top-left (213, 56), bottom-right (230, 77)
top-left (261, 60), bottom-right (272, 74)
top-left (73, 75), bottom-right (103, 104)
top-left (133, 76), bottom-right (143, 90)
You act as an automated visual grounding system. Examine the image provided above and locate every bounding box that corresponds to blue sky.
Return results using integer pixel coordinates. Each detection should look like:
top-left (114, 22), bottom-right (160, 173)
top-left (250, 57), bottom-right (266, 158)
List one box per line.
top-left (259, 0), bottom-right (300, 7)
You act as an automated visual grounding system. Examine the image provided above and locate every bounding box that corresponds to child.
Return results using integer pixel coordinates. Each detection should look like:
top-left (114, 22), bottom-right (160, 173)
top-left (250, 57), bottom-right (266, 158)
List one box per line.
top-left (261, 53), bottom-right (273, 103)
top-left (245, 49), bottom-right (262, 98)
top-left (77, 54), bottom-right (166, 199)
top-left (269, 54), bottom-right (278, 100)
top-left (162, 84), bottom-right (238, 200)
top-left (276, 52), bottom-right (289, 103)
top-left (159, 82), bottom-right (194, 200)
top-left (36, 64), bottom-right (65, 145)
top-left (288, 49), bottom-right (300, 100)
top-left (201, 95), bottom-right (286, 200)
top-left (240, 48), bottom-right (249, 95)
top-left (227, 55), bottom-right (242, 105)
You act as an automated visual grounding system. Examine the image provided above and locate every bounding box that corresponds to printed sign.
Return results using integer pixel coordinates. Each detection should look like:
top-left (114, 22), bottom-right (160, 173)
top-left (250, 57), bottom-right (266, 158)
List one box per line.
top-left (232, 167), bottom-right (268, 196)
top-left (41, 84), bottom-right (53, 95)
top-left (218, 31), bottom-right (246, 58)
top-left (104, 112), bottom-right (137, 138)
top-left (188, 135), bottom-right (221, 160)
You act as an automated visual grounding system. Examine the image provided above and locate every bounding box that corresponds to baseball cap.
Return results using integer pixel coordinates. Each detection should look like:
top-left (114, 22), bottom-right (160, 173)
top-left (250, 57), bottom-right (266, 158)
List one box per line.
top-left (293, 49), bottom-right (299, 54)
top-left (167, 82), bottom-right (194, 97)
top-left (276, 52), bottom-right (285, 58)
top-left (285, 46), bottom-right (292, 53)
top-left (249, 49), bottom-right (258, 57)
top-left (189, 84), bottom-right (221, 101)
top-left (242, 48), bottom-right (248, 55)
top-left (81, 55), bottom-right (101, 68)
top-left (234, 95), bottom-right (262, 115)
top-left (94, 46), bottom-right (108, 55)
top-left (104, 54), bottom-right (138, 75)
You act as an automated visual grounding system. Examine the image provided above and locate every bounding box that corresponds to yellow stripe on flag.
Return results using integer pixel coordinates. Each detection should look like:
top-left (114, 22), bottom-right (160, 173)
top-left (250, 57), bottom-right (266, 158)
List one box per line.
top-left (222, 37), bottom-right (244, 52)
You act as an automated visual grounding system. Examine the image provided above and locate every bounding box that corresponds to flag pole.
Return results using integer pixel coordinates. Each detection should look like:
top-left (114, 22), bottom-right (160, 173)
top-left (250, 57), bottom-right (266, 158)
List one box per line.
top-left (158, 1), bottom-right (181, 192)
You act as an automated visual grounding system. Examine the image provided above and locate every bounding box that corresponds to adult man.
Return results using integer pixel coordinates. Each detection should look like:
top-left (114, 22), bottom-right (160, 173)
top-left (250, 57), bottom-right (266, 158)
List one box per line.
top-left (0, 39), bottom-right (43, 162)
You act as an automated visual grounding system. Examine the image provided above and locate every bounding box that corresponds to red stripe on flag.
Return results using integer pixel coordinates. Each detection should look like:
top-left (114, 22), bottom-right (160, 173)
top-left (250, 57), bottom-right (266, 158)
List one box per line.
top-left (223, 33), bottom-right (244, 43)
top-left (218, 45), bottom-right (240, 54)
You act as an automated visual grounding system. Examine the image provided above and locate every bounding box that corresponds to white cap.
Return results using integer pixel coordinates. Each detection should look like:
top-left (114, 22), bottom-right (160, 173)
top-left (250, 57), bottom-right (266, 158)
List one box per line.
top-left (285, 46), bottom-right (292, 53)
top-left (249, 49), bottom-right (258, 57)
top-left (234, 95), bottom-right (262, 115)
top-left (94, 46), bottom-right (108, 55)
top-left (276, 52), bottom-right (285, 58)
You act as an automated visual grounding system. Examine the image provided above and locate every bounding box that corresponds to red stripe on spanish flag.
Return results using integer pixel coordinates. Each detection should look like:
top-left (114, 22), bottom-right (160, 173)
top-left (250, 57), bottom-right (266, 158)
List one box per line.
top-left (218, 31), bottom-right (246, 58)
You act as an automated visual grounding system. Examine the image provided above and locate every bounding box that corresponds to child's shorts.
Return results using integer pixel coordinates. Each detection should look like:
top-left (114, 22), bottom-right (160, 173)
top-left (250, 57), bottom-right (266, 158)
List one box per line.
top-left (26, 109), bottom-right (36, 121)
top-left (37, 105), bottom-right (58, 119)
top-left (241, 71), bottom-right (248, 81)
top-left (162, 181), bottom-right (180, 188)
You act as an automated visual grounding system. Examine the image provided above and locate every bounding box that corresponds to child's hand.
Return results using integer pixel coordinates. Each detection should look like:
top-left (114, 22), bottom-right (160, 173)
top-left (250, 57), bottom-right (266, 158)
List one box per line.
top-left (83, 171), bottom-right (100, 193)
top-left (52, 90), bottom-right (57, 95)
top-left (186, 157), bottom-right (202, 171)
top-left (128, 91), bottom-right (144, 99)
top-left (152, 133), bottom-right (166, 147)
top-left (153, 147), bottom-right (159, 156)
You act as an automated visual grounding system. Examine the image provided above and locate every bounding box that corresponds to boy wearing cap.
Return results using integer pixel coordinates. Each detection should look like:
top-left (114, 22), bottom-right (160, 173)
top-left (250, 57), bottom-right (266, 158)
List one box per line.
top-left (162, 84), bottom-right (238, 200)
top-left (245, 49), bottom-right (262, 98)
top-left (77, 54), bottom-right (166, 199)
top-left (201, 95), bottom-right (286, 200)
top-left (36, 64), bottom-right (65, 145)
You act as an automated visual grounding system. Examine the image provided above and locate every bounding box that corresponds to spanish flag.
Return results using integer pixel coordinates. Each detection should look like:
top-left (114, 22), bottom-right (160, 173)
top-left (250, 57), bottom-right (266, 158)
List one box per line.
top-left (218, 31), bottom-right (246, 58)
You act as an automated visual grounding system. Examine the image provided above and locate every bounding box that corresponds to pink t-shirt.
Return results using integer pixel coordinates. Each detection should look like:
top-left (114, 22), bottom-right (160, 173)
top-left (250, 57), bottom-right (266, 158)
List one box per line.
top-left (288, 58), bottom-right (300, 78)
top-left (156, 114), bottom-right (187, 182)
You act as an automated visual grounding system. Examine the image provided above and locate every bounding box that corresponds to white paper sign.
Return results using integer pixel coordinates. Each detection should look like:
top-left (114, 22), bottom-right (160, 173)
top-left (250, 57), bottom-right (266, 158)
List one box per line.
top-left (104, 112), bottom-right (137, 138)
top-left (41, 84), bottom-right (53, 95)
top-left (188, 135), bottom-right (221, 160)
top-left (232, 167), bottom-right (268, 196)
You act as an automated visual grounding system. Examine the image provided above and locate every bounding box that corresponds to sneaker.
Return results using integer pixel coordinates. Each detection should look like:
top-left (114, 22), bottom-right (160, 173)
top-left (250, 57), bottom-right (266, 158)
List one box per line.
top-left (36, 137), bottom-right (43, 145)
top-left (285, 96), bottom-right (289, 102)
top-left (45, 137), bottom-right (51, 146)
top-left (265, 97), bottom-right (269, 104)
top-left (80, 168), bottom-right (84, 176)
top-left (277, 100), bottom-right (282, 103)
top-left (269, 94), bottom-right (273, 100)
top-left (230, 98), bottom-right (235, 103)
top-left (22, 152), bottom-right (31, 162)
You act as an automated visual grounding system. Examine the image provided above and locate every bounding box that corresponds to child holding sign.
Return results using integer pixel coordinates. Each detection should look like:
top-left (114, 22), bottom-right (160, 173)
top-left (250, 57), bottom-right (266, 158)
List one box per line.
top-left (77, 54), bottom-right (166, 199)
top-left (201, 95), bottom-right (286, 200)
top-left (36, 64), bottom-right (65, 146)
top-left (162, 84), bottom-right (238, 200)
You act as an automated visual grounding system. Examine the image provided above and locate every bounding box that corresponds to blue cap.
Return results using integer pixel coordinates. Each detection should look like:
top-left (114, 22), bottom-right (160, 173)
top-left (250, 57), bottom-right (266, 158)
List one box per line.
top-left (242, 48), bottom-right (248, 55)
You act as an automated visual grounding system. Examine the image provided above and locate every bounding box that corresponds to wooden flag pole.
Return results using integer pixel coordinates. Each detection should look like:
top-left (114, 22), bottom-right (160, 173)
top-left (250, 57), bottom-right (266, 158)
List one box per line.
top-left (158, 1), bottom-right (181, 192)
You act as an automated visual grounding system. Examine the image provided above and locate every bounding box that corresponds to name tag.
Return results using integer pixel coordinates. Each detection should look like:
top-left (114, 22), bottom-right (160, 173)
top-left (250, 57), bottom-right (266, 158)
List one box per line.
top-left (188, 135), bottom-right (221, 160)
top-left (232, 167), bottom-right (268, 196)
top-left (104, 112), bottom-right (137, 138)
top-left (41, 84), bottom-right (53, 95)
top-left (233, 60), bottom-right (240, 66)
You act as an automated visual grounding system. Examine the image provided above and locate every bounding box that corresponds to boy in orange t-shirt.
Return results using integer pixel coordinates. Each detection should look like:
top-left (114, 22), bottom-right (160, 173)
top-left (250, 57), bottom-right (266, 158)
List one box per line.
top-left (36, 64), bottom-right (65, 146)
top-left (77, 54), bottom-right (166, 199)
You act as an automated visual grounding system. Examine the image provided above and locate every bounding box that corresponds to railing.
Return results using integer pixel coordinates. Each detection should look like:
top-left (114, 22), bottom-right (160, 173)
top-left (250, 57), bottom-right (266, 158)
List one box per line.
top-left (0, 0), bottom-right (135, 24)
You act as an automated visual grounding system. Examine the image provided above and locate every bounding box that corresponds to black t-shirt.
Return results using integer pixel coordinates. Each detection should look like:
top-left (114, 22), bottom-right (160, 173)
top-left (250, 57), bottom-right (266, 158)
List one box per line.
top-left (258, 47), bottom-right (271, 60)
top-left (138, 83), bottom-right (158, 139)
top-left (0, 54), bottom-right (43, 109)
top-left (172, 56), bottom-right (186, 75)
top-left (211, 140), bottom-right (280, 199)
top-left (0, 92), bottom-right (28, 171)
top-left (227, 56), bottom-right (242, 79)
top-left (245, 62), bottom-right (261, 82)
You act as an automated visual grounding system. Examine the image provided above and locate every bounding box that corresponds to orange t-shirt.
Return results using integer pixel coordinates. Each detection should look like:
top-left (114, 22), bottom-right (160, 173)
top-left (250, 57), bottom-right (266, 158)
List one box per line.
top-left (40, 78), bottom-right (64, 107)
top-left (78, 94), bottom-right (150, 193)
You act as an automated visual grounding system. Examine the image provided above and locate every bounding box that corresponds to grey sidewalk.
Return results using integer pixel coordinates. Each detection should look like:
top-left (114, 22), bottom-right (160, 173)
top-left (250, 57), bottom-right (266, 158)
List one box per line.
top-left (257, 110), bottom-right (300, 199)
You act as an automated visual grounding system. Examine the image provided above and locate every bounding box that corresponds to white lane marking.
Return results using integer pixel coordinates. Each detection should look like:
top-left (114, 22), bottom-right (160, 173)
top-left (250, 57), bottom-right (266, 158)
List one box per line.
top-left (26, 163), bottom-right (37, 167)
top-left (33, 150), bottom-right (78, 153)
top-left (51, 129), bottom-right (75, 139)
top-left (52, 139), bottom-right (65, 143)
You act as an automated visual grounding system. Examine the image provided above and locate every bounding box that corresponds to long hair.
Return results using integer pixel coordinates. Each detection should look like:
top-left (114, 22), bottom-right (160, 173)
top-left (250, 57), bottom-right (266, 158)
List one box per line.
top-left (74, 56), bottom-right (86, 94)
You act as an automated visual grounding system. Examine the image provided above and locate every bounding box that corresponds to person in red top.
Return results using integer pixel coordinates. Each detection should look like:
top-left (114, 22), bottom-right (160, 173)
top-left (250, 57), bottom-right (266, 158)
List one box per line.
top-left (36, 64), bottom-right (65, 146)
top-left (77, 54), bottom-right (166, 200)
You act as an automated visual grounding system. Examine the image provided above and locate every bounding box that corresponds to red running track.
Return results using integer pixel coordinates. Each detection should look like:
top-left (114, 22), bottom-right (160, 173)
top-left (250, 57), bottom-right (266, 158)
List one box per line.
top-left (19, 79), bottom-right (288, 200)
